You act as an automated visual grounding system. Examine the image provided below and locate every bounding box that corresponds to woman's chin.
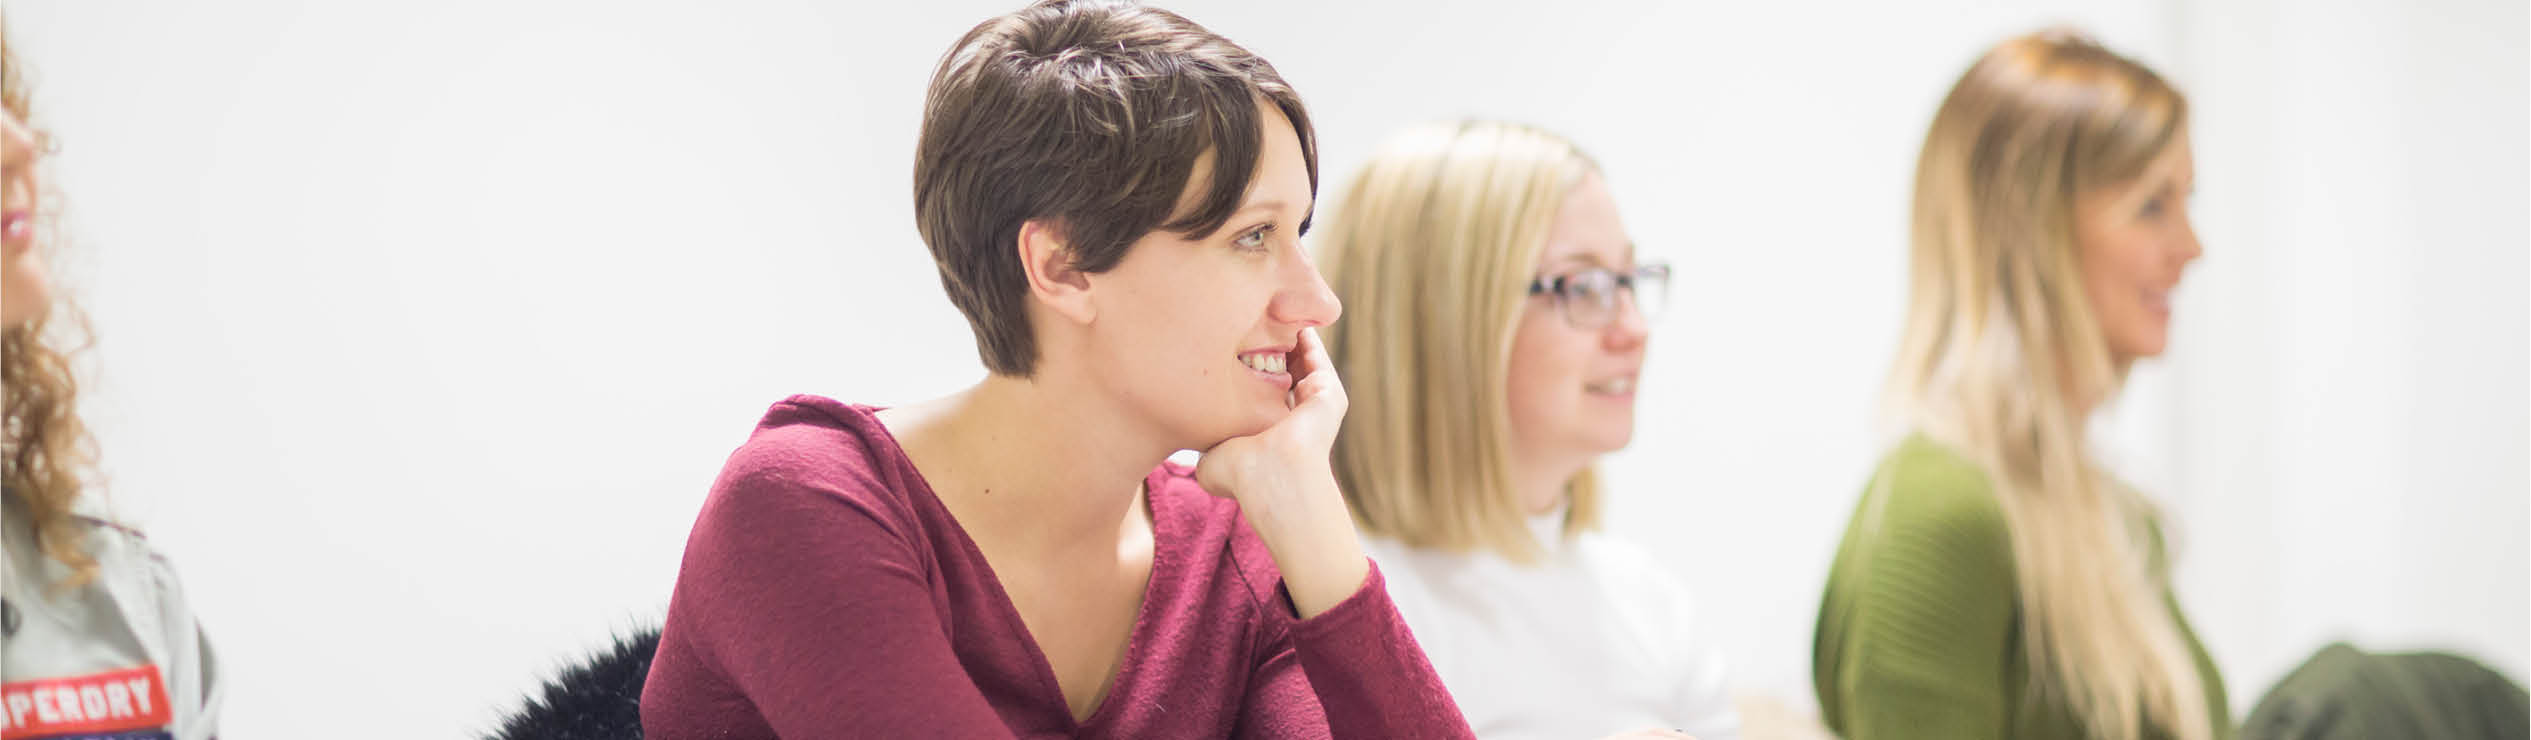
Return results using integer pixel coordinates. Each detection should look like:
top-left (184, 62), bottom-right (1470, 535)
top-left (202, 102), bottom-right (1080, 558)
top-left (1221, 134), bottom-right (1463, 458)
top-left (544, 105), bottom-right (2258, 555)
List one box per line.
top-left (1235, 402), bottom-right (1291, 437)
top-left (1586, 424), bottom-right (1637, 456)
top-left (0, 291), bottom-right (48, 328)
top-left (1, 263), bottom-right (51, 327)
top-left (2114, 330), bottom-right (2169, 361)
top-left (1182, 404), bottom-right (1287, 451)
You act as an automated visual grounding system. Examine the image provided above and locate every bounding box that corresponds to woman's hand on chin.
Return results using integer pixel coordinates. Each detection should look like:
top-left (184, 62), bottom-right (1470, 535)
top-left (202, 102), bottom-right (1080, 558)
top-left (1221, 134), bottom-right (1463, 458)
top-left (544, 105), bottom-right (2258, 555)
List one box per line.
top-left (1195, 327), bottom-right (1367, 619)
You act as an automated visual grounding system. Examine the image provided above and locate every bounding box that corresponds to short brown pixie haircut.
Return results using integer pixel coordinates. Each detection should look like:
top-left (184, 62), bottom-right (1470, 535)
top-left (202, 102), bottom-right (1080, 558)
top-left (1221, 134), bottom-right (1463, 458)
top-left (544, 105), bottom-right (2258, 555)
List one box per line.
top-left (914, 0), bottom-right (1318, 376)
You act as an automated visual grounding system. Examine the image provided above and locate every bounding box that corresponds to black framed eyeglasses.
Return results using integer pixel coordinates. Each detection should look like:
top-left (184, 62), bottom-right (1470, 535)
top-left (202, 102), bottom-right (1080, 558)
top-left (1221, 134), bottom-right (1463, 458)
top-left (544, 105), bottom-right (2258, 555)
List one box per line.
top-left (1525, 262), bottom-right (1670, 329)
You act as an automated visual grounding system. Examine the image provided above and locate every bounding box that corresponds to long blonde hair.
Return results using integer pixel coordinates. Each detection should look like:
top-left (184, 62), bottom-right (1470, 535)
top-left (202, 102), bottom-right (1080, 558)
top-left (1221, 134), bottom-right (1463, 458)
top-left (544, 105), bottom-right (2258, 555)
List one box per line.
top-left (1886, 29), bottom-right (2203, 740)
top-left (1320, 120), bottom-right (1602, 563)
top-left (1, 12), bottom-right (103, 590)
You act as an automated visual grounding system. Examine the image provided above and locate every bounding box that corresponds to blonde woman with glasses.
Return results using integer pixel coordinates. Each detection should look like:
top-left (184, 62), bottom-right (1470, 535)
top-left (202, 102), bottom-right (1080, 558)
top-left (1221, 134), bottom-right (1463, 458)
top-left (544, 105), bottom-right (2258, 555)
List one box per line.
top-left (1811, 30), bottom-right (2223, 740)
top-left (1320, 120), bottom-right (1731, 740)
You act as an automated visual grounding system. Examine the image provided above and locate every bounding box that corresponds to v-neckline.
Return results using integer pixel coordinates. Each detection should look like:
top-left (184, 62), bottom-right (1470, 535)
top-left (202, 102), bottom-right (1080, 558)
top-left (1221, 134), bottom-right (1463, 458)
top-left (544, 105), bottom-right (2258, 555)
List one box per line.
top-left (863, 405), bottom-right (1172, 732)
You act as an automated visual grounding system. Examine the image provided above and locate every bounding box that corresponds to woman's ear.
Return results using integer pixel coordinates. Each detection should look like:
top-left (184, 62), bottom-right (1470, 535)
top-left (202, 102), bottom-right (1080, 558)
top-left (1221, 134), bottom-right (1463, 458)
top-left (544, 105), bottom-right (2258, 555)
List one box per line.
top-left (1017, 218), bottom-right (1097, 325)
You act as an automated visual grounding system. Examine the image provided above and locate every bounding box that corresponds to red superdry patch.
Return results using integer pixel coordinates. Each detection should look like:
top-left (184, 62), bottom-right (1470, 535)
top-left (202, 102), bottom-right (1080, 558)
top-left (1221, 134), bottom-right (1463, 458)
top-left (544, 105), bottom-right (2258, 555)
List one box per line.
top-left (0, 665), bottom-right (173, 738)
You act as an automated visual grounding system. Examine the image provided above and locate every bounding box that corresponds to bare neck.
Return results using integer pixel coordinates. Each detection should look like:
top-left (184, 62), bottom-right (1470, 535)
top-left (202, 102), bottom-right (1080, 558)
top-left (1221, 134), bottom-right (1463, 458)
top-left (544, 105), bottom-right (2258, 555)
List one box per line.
top-left (879, 371), bottom-right (1174, 558)
top-left (1509, 453), bottom-right (1586, 519)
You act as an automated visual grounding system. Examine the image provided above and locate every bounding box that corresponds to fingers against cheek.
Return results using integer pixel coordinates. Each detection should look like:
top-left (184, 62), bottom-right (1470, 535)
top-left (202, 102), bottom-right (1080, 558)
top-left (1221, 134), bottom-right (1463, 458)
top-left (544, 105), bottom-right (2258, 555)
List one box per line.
top-left (1290, 327), bottom-right (1331, 379)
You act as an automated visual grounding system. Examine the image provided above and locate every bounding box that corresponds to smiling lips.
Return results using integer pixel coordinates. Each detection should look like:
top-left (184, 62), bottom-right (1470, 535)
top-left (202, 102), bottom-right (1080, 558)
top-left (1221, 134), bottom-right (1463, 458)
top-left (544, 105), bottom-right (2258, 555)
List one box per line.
top-left (2143, 286), bottom-right (2172, 317)
top-left (1239, 350), bottom-right (1289, 376)
top-left (1584, 376), bottom-right (1635, 396)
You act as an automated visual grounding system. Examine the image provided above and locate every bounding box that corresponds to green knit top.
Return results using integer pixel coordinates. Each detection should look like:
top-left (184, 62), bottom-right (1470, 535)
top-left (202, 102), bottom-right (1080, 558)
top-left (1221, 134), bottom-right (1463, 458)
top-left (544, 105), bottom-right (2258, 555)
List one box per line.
top-left (1812, 434), bottom-right (2231, 740)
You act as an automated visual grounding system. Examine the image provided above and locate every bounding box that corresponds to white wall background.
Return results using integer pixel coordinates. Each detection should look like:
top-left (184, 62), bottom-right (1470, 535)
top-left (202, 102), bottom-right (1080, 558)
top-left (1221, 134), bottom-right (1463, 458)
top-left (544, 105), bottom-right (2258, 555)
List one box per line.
top-left (4, 1), bottom-right (2521, 736)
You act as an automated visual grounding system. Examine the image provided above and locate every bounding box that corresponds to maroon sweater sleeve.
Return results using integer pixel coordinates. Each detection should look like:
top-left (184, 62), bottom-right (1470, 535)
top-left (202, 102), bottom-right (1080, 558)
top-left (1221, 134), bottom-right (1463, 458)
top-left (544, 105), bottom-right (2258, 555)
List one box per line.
top-left (642, 424), bottom-right (1019, 739)
top-left (1235, 561), bottom-right (1477, 739)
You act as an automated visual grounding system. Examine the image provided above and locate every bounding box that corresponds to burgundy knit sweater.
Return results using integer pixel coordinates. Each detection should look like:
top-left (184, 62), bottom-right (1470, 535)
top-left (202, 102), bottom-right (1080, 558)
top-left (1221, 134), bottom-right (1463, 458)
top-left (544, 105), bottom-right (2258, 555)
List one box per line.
top-left (641, 396), bottom-right (1475, 738)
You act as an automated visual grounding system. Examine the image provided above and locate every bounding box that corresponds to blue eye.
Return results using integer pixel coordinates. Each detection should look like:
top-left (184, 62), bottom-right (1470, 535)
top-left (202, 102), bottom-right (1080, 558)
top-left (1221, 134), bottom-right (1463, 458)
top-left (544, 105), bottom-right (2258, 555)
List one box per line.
top-left (1233, 226), bottom-right (1270, 250)
top-left (2140, 197), bottom-right (2166, 218)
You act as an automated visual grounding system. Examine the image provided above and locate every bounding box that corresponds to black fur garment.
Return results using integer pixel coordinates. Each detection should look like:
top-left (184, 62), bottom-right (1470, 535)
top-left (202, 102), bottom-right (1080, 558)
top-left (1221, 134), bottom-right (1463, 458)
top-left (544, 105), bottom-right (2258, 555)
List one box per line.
top-left (485, 625), bottom-right (661, 740)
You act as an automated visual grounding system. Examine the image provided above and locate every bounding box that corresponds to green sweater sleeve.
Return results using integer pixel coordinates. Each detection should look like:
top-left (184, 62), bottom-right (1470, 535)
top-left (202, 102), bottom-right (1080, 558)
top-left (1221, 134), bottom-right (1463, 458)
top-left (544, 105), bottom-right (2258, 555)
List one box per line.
top-left (1821, 441), bottom-right (2020, 740)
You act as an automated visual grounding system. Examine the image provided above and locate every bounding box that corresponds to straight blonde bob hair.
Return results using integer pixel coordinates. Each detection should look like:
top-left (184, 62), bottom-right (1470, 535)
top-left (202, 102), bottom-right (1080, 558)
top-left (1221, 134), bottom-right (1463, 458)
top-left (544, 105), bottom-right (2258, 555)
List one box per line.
top-left (1886, 29), bottom-right (2206, 740)
top-left (1320, 120), bottom-right (1602, 564)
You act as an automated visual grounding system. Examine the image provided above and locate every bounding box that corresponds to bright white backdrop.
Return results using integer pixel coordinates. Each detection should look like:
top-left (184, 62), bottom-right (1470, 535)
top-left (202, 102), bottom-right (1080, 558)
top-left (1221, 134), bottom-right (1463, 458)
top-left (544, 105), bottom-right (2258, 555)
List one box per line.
top-left (4, 1), bottom-right (2522, 736)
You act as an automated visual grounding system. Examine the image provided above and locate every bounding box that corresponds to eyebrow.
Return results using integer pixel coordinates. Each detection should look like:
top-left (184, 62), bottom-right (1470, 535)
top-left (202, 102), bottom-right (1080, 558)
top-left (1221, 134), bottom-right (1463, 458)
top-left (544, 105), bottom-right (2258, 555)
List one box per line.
top-left (1544, 243), bottom-right (1638, 270)
top-left (2141, 178), bottom-right (2192, 205)
top-left (1235, 197), bottom-right (1315, 235)
top-left (1236, 199), bottom-right (1295, 217)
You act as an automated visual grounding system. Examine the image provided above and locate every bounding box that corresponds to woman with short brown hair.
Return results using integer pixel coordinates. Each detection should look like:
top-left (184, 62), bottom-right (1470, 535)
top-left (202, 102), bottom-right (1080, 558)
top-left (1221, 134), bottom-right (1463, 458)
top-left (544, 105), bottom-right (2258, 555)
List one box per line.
top-left (640, 2), bottom-right (1475, 737)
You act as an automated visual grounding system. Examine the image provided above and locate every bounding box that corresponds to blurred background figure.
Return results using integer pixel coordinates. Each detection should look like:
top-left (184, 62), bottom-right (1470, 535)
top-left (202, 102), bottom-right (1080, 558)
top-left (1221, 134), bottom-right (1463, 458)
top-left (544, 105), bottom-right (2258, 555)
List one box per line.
top-left (0, 13), bottom-right (222, 740)
top-left (1811, 29), bottom-right (2221, 740)
top-left (1320, 119), bottom-right (1734, 740)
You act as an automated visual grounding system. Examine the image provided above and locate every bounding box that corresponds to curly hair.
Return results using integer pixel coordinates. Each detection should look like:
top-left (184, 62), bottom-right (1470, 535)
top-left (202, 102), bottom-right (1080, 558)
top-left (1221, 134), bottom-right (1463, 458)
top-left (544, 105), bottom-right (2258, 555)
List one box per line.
top-left (2, 11), bottom-right (103, 590)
